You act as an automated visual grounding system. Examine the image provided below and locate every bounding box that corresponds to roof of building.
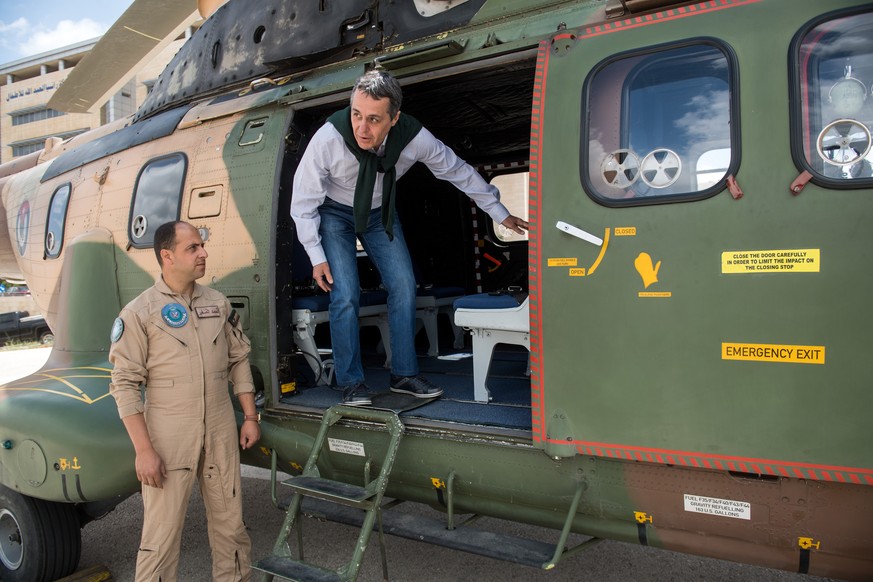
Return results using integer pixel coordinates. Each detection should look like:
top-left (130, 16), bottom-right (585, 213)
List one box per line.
top-left (0, 38), bottom-right (100, 86)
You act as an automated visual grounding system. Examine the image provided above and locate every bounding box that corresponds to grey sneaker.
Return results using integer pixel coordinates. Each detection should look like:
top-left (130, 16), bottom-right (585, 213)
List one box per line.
top-left (390, 375), bottom-right (443, 399)
top-left (342, 383), bottom-right (372, 407)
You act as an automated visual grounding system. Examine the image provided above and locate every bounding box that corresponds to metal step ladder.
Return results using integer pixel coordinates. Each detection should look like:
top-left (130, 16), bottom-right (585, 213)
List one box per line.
top-left (253, 405), bottom-right (405, 582)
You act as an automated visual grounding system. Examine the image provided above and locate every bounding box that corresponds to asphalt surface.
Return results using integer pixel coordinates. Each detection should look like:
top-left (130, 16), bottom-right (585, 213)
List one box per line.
top-left (2, 347), bottom-right (837, 581)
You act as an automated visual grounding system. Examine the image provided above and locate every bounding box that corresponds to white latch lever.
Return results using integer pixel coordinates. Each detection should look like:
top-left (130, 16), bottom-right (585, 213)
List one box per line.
top-left (555, 221), bottom-right (603, 246)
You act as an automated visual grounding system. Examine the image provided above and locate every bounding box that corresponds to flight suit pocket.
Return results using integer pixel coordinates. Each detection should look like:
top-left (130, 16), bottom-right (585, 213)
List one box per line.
top-left (201, 463), bottom-right (231, 512)
top-left (146, 378), bottom-right (174, 388)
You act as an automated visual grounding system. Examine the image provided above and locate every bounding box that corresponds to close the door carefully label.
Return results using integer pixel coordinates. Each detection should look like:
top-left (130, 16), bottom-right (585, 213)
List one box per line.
top-left (722, 249), bottom-right (820, 273)
top-left (722, 342), bottom-right (825, 364)
top-left (548, 258), bottom-right (578, 267)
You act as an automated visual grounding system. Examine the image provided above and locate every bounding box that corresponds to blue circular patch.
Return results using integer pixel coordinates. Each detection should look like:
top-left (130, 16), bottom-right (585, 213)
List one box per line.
top-left (110, 317), bottom-right (124, 343)
top-left (161, 303), bottom-right (189, 328)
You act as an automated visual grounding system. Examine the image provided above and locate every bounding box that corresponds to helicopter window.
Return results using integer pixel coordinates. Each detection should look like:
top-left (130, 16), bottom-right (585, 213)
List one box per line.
top-left (128, 153), bottom-right (187, 248)
top-left (44, 182), bottom-right (71, 259)
top-left (582, 41), bottom-right (737, 205)
top-left (491, 171), bottom-right (529, 243)
top-left (791, 7), bottom-right (873, 185)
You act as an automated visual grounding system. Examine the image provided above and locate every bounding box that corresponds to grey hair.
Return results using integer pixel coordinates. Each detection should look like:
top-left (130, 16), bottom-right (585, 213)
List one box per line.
top-left (351, 70), bottom-right (403, 117)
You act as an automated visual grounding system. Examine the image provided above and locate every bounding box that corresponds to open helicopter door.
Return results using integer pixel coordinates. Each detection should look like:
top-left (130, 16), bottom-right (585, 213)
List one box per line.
top-left (531, 0), bottom-right (873, 484)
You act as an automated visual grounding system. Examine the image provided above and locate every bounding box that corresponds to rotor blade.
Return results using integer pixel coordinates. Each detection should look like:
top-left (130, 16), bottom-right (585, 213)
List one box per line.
top-left (47, 0), bottom-right (200, 114)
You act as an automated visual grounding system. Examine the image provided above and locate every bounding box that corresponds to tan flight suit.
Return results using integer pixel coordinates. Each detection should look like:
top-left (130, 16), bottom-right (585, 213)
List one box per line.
top-left (109, 277), bottom-right (254, 582)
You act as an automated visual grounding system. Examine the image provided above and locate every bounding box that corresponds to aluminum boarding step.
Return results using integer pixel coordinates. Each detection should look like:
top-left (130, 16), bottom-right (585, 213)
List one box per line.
top-left (296, 497), bottom-right (560, 568)
top-left (253, 405), bottom-right (404, 582)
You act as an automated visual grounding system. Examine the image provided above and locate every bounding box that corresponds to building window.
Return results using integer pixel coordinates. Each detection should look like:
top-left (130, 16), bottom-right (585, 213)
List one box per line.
top-left (9, 129), bottom-right (87, 158)
top-left (582, 41), bottom-right (738, 205)
top-left (10, 107), bottom-right (66, 126)
top-left (128, 153), bottom-right (187, 248)
top-left (45, 183), bottom-right (72, 259)
top-left (791, 7), bottom-right (873, 184)
top-left (101, 78), bottom-right (137, 124)
top-left (12, 142), bottom-right (46, 157)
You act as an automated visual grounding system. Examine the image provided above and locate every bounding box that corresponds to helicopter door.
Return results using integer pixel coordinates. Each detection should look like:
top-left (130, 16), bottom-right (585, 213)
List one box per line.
top-left (531, 2), bottom-right (788, 460)
top-left (533, 0), bottom-right (873, 482)
top-left (532, 11), bottom-right (744, 453)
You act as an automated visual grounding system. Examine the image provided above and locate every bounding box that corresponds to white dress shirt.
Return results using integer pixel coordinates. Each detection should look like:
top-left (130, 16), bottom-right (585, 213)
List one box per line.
top-left (291, 121), bottom-right (510, 266)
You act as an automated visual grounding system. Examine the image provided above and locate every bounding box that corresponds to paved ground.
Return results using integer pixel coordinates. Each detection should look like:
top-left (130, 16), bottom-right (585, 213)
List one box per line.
top-left (75, 468), bottom-right (836, 582)
top-left (2, 348), bottom-right (837, 581)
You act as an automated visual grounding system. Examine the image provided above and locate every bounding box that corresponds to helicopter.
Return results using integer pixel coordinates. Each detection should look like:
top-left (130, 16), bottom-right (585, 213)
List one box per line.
top-left (1, 0), bottom-right (872, 579)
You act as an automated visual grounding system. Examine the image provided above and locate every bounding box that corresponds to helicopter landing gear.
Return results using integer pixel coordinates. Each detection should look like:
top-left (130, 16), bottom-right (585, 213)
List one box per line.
top-left (0, 485), bottom-right (81, 582)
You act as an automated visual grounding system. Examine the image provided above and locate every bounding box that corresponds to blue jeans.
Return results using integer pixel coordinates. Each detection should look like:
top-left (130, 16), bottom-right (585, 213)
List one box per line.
top-left (318, 198), bottom-right (418, 386)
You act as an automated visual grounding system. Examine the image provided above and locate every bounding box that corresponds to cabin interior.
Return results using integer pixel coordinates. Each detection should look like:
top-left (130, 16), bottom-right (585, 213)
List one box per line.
top-left (275, 55), bottom-right (538, 433)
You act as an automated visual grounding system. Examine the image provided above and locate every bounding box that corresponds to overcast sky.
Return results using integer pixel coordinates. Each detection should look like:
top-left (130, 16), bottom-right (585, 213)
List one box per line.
top-left (0, 0), bottom-right (134, 66)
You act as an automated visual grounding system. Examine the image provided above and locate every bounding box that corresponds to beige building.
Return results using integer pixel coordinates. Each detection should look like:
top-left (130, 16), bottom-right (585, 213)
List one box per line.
top-left (0, 29), bottom-right (194, 164)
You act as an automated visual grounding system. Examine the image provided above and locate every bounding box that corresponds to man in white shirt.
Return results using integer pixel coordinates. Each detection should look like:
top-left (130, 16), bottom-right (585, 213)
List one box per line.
top-left (291, 70), bottom-right (528, 405)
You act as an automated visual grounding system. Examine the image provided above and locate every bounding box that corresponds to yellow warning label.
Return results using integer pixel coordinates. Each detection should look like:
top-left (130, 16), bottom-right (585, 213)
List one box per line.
top-left (722, 343), bottom-right (825, 364)
top-left (549, 258), bottom-right (578, 267)
top-left (639, 291), bottom-right (671, 298)
top-left (722, 249), bottom-right (820, 274)
top-left (615, 227), bottom-right (637, 236)
top-left (569, 268), bottom-right (586, 277)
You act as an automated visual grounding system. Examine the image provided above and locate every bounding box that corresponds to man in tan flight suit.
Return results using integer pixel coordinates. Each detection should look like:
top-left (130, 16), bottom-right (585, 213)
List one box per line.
top-left (110, 220), bottom-right (261, 581)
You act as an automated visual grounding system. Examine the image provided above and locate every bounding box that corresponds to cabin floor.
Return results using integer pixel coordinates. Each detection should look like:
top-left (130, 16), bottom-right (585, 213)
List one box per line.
top-left (280, 326), bottom-right (532, 431)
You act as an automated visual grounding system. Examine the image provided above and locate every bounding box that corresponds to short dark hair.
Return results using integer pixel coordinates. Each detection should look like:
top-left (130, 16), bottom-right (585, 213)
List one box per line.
top-left (351, 70), bottom-right (403, 118)
top-left (154, 221), bottom-right (183, 266)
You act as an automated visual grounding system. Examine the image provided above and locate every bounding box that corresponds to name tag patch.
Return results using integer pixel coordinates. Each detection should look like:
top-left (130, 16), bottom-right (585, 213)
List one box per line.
top-left (195, 306), bottom-right (221, 318)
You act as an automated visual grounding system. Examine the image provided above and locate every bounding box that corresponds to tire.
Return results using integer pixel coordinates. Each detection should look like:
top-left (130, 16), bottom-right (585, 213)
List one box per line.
top-left (0, 486), bottom-right (81, 582)
top-left (38, 331), bottom-right (54, 345)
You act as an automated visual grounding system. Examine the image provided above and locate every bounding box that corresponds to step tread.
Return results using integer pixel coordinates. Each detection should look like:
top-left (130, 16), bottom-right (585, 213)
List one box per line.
top-left (282, 475), bottom-right (375, 507)
top-left (297, 497), bottom-right (559, 568)
top-left (252, 555), bottom-right (342, 582)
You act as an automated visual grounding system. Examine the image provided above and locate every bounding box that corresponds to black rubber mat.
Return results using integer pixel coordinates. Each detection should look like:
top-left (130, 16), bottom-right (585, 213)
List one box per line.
top-left (369, 390), bottom-right (438, 412)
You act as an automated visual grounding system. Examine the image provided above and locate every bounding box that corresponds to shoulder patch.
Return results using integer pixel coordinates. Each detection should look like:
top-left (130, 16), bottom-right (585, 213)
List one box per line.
top-left (110, 317), bottom-right (125, 343)
top-left (227, 309), bottom-right (240, 328)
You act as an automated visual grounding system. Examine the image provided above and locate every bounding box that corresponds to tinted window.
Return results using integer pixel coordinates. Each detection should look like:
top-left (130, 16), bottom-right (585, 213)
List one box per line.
top-left (792, 8), bottom-right (873, 185)
top-left (44, 183), bottom-right (71, 259)
top-left (128, 153), bottom-right (187, 248)
top-left (583, 42), bottom-right (737, 205)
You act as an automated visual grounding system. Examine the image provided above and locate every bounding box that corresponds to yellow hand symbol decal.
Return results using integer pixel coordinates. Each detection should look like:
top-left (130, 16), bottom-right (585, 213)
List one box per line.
top-left (634, 252), bottom-right (661, 289)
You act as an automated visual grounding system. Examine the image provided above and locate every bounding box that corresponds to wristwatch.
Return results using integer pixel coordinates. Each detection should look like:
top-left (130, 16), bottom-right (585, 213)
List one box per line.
top-left (244, 413), bottom-right (261, 424)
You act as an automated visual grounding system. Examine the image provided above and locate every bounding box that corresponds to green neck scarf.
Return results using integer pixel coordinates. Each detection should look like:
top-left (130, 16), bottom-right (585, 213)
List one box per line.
top-left (328, 106), bottom-right (422, 240)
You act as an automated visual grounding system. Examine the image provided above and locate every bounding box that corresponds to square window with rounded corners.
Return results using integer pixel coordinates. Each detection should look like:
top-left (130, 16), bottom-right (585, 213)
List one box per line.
top-left (581, 41), bottom-right (738, 206)
top-left (490, 171), bottom-right (529, 243)
top-left (128, 153), bottom-right (187, 248)
top-left (44, 182), bottom-right (71, 259)
top-left (790, 7), bottom-right (873, 186)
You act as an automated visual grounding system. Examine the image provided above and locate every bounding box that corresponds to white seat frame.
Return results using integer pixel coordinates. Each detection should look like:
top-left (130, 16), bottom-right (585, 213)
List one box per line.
top-left (454, 297), bottom-right (530, 402)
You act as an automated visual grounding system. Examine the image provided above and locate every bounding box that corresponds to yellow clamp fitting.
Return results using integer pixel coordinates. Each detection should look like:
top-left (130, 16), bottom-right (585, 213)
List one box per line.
top-left (798, 537), bottom-right (821, 551)
top-left (431, 477), bottom-right (446, 489)
top-left (634, 511), bottom-right (653, 524)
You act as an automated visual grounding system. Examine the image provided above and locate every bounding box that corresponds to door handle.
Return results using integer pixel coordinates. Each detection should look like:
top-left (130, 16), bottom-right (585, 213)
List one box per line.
top-left (555, 221), bottom-right (603, 246)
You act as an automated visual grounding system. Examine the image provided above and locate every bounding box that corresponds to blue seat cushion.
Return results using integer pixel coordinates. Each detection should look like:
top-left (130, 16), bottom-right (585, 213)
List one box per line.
top-left (292, 294), bottom-right (331, 311)
top-left (293, 290), bottom-right (389, 311)
top-left (418, 285), bottom-right (465, 299)
top-left (360, 289), bottom-right (389, 306)
top-left (454, 293), bottom-right (520, 310)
